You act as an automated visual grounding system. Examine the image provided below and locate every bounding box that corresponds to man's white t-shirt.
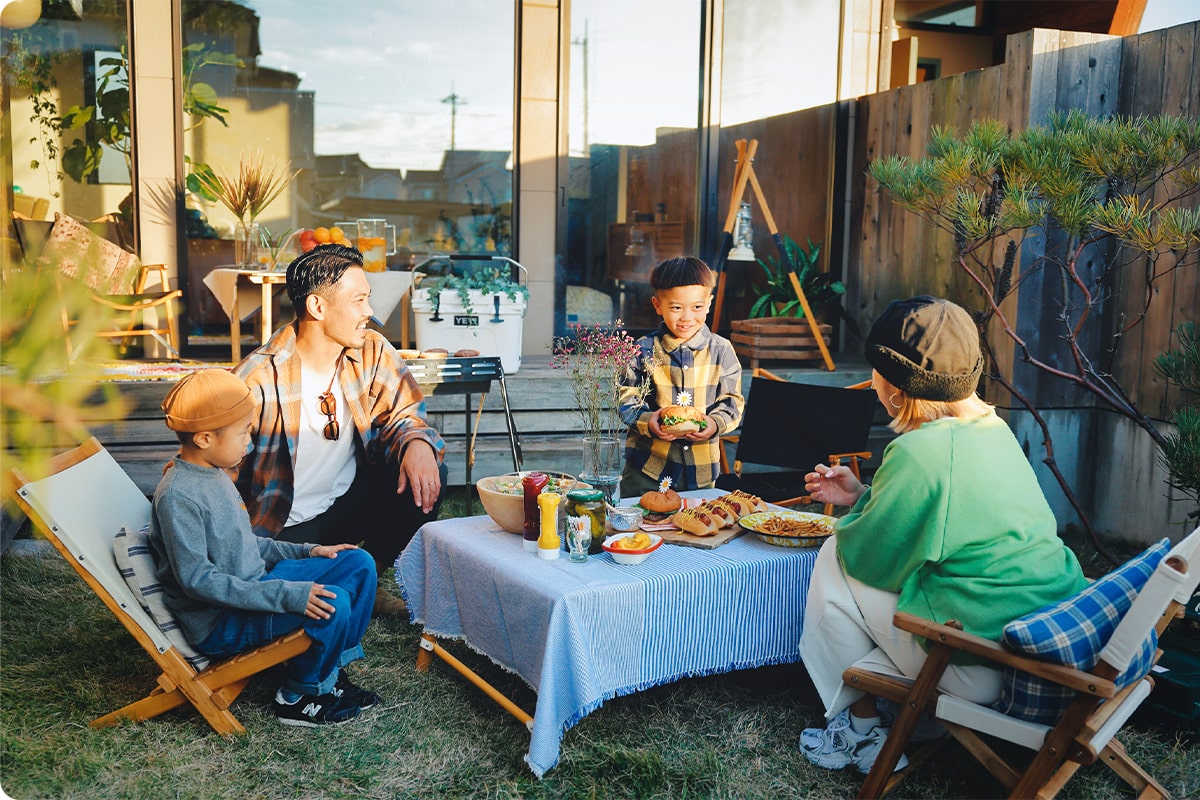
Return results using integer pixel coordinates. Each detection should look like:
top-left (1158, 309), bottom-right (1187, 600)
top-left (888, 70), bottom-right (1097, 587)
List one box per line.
top-left (286, 361), bottom-right (356, 526)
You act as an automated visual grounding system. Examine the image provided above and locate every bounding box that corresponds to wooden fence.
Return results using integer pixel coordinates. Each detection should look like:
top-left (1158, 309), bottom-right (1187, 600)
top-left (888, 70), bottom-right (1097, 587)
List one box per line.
top-left (848, 23), bottom-right (1200, 421)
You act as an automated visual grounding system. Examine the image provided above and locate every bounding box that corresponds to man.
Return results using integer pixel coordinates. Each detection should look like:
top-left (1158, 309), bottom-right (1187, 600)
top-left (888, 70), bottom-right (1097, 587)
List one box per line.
top-left (234, 244), bottom-right (446, 617)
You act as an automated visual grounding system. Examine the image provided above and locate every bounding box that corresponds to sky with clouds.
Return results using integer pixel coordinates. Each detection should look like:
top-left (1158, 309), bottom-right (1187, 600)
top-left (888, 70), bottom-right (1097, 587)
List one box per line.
top-left (246, 0), bottom-right (1199, 174)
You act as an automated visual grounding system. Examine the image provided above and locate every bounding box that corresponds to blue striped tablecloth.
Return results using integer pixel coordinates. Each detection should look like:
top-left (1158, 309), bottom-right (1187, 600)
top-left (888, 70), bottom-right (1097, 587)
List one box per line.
top-left (396, 493), bottom-right (819, 778)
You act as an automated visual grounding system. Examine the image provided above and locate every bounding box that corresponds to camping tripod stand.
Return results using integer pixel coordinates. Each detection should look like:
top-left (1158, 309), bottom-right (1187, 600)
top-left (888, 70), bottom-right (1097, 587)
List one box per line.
top-left (710, 139), bottom-right (835, 372)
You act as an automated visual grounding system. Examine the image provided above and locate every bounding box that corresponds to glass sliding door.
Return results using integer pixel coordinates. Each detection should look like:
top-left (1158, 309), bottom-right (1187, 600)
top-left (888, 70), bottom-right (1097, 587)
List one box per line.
top-left (562, 0), bottom-right (703, 336)
top-left (3, 0), bottom-right (136, 250)
top-left (179, 0), bottom-right (515, 349)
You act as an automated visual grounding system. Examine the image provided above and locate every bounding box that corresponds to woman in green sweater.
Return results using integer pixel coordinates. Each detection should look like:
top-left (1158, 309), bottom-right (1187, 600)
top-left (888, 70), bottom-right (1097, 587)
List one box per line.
top-left (797, 296), bottom-right (1087, 775)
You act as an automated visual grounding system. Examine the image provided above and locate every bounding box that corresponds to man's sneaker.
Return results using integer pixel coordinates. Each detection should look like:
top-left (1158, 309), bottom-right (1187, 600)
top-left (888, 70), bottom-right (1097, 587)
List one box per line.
top-left (876, 698), bottom-right (947, 742)
top-left (799, 709), bottom-right (909, 774)
top-left (332, 672), bottom-right (381, 710)
top-left (273, 690), bottom-right (360, 727)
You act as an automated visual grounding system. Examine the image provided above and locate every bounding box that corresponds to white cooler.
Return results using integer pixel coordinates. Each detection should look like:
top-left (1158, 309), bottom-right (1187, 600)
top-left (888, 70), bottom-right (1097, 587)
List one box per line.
top-left (411, 288), bottom-right (527, 373)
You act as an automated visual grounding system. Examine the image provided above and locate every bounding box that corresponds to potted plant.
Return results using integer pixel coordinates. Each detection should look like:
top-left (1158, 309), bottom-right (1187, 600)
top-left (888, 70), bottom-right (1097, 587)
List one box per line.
top-left (419, 266), bottom-right (529, 316)
top-left (747, 235), bottom-right (845, 320)
top-left (410, 261), bottom-right (530, 372)
top-left (190, 150), bottom-right (299, 267)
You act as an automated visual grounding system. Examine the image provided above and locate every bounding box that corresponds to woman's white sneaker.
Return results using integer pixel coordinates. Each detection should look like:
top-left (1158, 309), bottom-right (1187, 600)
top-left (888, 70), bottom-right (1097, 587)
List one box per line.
top-left (799, 709), bottom-right (909, 774)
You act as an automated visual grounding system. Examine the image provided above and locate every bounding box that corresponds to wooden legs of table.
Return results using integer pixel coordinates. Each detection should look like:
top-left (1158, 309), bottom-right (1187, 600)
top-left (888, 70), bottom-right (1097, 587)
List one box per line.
top-left (259, 282), bottom-right (273, 349)
top-left (230, 306), bottom-right (241, 362)
top-left (417, 634), bottom-right (534, 731)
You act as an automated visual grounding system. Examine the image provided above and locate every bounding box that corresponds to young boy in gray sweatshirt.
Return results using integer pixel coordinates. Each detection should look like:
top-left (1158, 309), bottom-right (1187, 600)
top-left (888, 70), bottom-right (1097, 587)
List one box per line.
top-left (150, 368), bottom-right (379, 726)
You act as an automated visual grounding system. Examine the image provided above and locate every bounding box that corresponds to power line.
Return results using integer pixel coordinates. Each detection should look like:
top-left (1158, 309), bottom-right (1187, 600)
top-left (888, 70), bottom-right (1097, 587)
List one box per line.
top-left (441, 82), bottom-right (467, 152)
top-left (571, 19), bottom-right (589, 154)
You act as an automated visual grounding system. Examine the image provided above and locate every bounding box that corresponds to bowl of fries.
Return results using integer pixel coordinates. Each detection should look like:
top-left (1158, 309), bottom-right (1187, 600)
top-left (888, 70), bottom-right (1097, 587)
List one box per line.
top-left (738, 511), bottom-right (835, 547)
top-left (602, 532), bottom-right (663, 565)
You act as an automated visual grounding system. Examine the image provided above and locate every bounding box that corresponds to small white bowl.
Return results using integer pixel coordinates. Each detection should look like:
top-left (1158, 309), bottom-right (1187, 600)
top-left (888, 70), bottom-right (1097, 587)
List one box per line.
top-left (601, 533), bottom-right (663, 565)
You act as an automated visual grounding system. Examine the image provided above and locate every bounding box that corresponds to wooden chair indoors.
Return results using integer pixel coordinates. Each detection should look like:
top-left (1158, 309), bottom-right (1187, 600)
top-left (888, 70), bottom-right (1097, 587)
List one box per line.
top-left (6, 438), bottom-right (311, 736)
top-left (843, 526), bottom-right (1200, 800)
top-left (86, 261), bottom-right (183, 359)
top-left (12, 214), bottom-right (182, 359)
top-left (716, 368), bottom-right (876, 514)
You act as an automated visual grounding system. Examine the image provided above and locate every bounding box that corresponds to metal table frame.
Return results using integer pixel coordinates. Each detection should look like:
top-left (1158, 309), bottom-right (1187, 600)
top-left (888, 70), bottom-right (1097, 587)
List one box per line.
top-left (405, 356), bottom-right (522, 512)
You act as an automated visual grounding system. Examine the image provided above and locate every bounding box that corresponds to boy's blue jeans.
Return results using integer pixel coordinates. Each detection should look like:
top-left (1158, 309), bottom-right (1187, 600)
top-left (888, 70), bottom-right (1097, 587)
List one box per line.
top-left (196, 548), bottom-right (377, 696)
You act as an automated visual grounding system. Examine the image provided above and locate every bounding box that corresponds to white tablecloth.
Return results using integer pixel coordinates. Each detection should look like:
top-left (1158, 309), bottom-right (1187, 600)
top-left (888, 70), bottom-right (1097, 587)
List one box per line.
top-left (202, 268), bottom-right (417, 326)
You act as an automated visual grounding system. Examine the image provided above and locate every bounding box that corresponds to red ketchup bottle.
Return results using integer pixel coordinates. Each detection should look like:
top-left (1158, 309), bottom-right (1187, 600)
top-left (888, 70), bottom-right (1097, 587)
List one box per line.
top-left (521, 472), bottom-right (549, 553)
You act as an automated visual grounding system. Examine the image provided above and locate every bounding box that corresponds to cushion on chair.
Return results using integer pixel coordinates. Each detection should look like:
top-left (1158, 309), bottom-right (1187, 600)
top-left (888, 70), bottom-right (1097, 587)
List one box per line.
top-left (113, 524), bottom-right (210, 672)
top-left (992, 538), bottom-right (1170, 724)
top-left (38, 212), bottom-right (141, 294)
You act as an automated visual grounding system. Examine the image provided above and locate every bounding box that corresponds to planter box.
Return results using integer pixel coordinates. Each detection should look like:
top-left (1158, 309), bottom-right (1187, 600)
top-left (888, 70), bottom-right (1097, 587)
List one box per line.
top-left (412, 288), bottom-right (527, 373)
top-left (730, 317), bottom-right (832, 370)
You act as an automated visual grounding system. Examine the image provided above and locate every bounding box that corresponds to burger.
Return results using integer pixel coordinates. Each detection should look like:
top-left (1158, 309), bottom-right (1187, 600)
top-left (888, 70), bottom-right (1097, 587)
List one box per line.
top-left (659, 405), bottom-right (707, 435)
top-left (639, 483), bottom-right (682, 521)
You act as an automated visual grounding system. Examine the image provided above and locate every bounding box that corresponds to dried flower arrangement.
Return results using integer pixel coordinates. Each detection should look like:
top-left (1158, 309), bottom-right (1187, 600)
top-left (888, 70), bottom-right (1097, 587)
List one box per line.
top-left (551, 321), bottom-right (655, 440)
top-left (191, 149), bottom-right (299, 224)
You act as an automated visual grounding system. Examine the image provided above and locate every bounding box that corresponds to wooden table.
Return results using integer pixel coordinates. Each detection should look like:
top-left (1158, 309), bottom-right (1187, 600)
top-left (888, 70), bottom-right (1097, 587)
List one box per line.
top-left (397, 489), bottom-right (819, 777)
top-left (203, 268), bottom-right (417, 361)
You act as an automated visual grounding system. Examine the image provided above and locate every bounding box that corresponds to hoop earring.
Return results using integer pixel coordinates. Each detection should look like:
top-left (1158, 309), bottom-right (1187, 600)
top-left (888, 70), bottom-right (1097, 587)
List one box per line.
top-left (887, 392), bottom-right (903, 409)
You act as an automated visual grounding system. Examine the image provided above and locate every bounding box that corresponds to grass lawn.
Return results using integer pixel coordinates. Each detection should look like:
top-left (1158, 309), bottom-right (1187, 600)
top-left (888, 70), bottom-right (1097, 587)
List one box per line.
top-left (1, 488), bottom-right (1197, 799)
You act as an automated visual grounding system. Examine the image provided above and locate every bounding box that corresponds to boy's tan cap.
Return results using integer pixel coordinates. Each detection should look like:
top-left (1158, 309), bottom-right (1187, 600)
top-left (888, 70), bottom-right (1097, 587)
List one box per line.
top-left (161, 369), bottom-right (255, 432)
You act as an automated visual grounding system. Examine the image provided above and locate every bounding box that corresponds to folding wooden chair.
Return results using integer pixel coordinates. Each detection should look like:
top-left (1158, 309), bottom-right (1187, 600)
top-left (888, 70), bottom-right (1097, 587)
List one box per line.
top-left (843, 526), bottom-right (1200, 799)
top-left (5, 437), bottom-right (310, 736)
top-left (87, 262), bottom-right (183, 359)
top-left (716, 368), bottom-right (875, 514)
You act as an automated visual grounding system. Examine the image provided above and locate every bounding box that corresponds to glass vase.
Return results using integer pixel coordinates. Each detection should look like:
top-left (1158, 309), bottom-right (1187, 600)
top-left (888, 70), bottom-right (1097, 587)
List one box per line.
top-left (234, 220), bottom-right (261, 268)
top-left (580, 434), bottom-right (622, 506)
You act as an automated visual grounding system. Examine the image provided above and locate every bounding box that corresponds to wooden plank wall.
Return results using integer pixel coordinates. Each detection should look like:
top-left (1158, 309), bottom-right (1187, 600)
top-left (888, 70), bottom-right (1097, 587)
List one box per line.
top-left (847, 22), bottom-right (1200, 420)
top-left (1112, 21), bottom-right (1200, 420)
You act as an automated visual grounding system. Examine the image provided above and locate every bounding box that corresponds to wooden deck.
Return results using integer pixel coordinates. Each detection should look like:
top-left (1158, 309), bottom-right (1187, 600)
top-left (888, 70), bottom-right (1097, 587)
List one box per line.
top-left (77, 355), bottom-right (886, 495)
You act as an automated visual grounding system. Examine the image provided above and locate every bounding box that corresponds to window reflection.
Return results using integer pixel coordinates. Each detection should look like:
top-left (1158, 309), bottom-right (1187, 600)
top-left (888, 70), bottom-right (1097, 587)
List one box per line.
top-left (563, 0), bottom-right (701, 336)
top-left (180, 0), bottom-right (514, 343)
top-left (3, 1), bottom-right (134, 239)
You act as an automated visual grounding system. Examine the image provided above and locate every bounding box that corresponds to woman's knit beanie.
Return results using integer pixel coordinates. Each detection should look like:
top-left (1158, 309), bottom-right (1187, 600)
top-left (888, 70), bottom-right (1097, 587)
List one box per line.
top-left (865, 295), bottom-right (983, 401)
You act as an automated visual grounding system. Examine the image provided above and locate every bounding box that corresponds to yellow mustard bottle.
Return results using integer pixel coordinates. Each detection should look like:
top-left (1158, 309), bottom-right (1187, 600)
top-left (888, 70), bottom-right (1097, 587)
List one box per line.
top-left (537, 491), bottom-right (561, 560)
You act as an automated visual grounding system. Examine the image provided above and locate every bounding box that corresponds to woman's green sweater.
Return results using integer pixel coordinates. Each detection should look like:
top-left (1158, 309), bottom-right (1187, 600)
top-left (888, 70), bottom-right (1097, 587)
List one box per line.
top-left (835, 410), bottom-right (1087, 642)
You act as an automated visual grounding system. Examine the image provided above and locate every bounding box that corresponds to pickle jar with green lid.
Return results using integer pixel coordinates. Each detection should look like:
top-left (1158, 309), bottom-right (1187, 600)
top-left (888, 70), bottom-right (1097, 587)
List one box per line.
top-left (566, 488), bottom-right (606, 555)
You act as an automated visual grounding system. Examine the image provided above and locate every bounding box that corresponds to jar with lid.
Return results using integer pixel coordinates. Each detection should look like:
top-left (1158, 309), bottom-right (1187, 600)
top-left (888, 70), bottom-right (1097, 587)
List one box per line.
top-left (566, 489), bottom-right (606, 555)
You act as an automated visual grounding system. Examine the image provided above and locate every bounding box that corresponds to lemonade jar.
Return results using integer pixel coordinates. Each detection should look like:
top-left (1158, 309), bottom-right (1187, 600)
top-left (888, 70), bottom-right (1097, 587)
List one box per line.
top-left (357, 218), bottom-right (388, 272)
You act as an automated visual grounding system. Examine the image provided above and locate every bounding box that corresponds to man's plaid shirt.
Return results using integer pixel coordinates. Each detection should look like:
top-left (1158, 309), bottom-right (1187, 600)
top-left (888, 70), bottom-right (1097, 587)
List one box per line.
top-left (233, 324), bottom-right (444, 538)
top-left (618, 323), bottom-right (744, 490)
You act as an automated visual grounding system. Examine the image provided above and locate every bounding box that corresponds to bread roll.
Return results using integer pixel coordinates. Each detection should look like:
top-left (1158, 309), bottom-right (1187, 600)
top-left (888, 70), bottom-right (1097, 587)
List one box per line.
top-left (640, 488), bottom-right (682, 514)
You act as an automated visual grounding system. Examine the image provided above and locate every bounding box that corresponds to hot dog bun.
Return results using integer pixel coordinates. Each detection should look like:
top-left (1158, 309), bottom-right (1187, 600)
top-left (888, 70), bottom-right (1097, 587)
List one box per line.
top-left (659, 405), bottom-right (708, 435)
top-left (672, 507), bottom-right (721, 536)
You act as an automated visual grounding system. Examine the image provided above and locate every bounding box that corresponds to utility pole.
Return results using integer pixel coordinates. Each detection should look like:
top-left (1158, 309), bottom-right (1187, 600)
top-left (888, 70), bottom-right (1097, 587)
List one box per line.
top-left (571, 20), bottom-right (589, 155)
top-left (441, 83), bottom-right (466, 153)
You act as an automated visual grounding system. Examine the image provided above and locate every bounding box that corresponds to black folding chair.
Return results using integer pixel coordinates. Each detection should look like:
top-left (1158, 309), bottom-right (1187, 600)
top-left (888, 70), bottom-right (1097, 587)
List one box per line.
top-left (715, 372), bottom-right (877, 512)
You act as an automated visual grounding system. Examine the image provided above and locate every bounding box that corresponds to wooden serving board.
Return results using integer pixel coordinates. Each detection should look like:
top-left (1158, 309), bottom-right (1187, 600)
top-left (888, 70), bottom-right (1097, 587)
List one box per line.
top-left (653, 524), bottom-right (746, 550)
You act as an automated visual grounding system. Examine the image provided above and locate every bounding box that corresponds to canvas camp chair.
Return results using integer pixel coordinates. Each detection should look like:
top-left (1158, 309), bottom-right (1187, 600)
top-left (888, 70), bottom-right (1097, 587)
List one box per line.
top-left (716, 369), bottom-right (875, 513)
top-left (842, 525), bottom-right (1200, 800)
top-left (6, 437), bottom-right (310, 736)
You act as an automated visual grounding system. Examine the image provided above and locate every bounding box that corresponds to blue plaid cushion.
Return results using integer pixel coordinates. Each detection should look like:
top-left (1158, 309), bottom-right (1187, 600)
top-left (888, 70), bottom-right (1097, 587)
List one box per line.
top-left (992, 538), bottom-right (1169, 724)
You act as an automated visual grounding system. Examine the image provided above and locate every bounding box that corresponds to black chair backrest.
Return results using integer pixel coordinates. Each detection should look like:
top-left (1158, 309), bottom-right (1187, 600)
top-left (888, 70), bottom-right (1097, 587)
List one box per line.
top-left (735, 377), bottom-right (877, 470)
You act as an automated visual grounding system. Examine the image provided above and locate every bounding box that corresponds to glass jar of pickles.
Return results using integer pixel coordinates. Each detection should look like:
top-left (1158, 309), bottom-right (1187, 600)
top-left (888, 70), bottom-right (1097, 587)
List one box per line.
top-left (565, 488), bottom-right (606, 555)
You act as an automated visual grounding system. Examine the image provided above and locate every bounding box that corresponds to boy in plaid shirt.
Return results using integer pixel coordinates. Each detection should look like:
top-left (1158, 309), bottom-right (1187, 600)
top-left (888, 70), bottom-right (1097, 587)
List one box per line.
top-left (618, 257), bottom-right (744, 493)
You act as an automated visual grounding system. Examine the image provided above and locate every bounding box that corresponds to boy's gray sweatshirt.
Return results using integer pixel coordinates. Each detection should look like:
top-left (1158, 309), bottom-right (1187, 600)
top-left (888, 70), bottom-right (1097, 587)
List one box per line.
top-left (150, 457), bottom-right (315, 644)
